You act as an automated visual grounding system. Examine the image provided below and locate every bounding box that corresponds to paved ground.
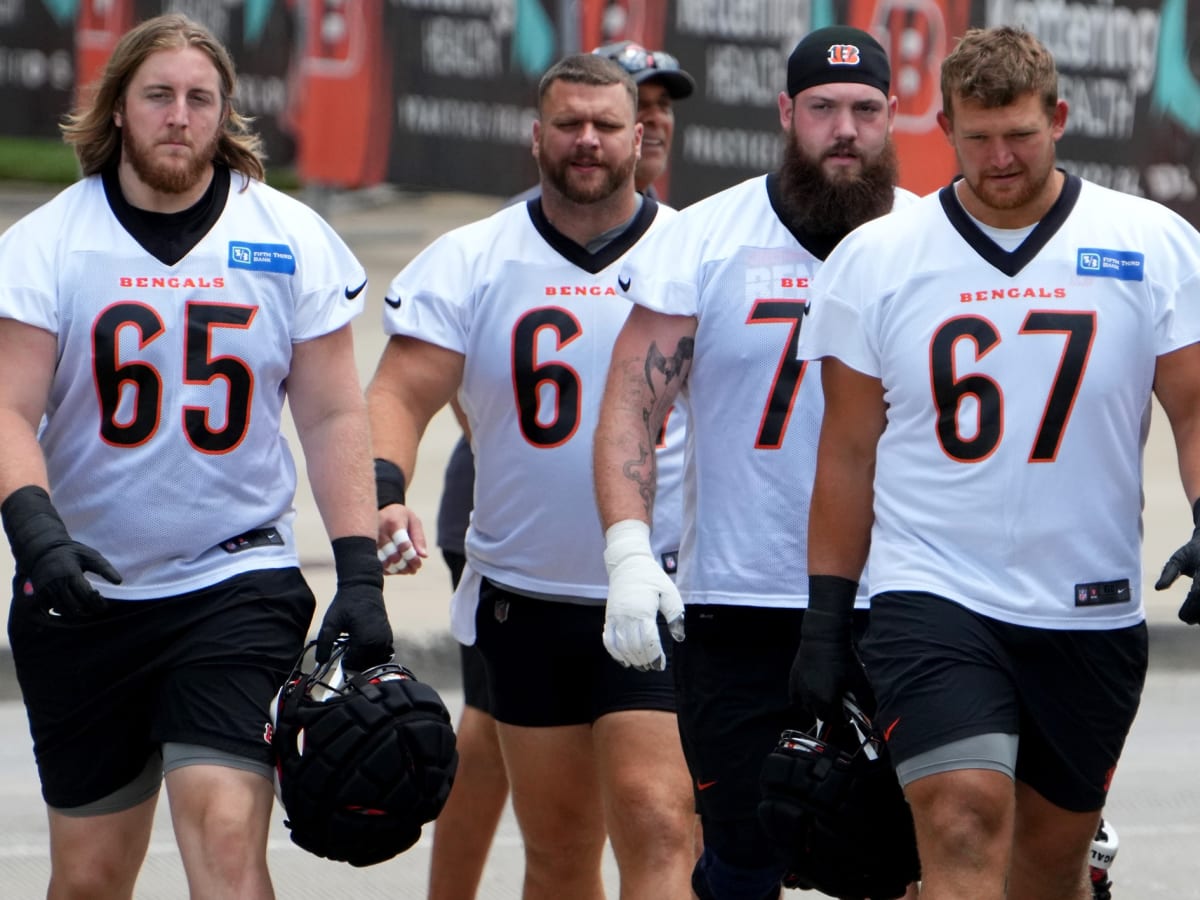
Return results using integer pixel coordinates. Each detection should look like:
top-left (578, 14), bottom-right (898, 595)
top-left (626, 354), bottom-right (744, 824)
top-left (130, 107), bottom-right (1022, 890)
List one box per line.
top-left (0, 691), bottom-right (621, 899)
top-left (0, 185), bottom-right (1198, 897)
top-left (0, 673), bottom-right (1197, 898)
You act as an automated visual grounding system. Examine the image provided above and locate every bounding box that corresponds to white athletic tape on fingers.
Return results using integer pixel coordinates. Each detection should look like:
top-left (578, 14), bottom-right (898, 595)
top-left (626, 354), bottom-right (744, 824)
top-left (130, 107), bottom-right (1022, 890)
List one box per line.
top-left (390, 528), bottom-right (411, 548)
top-left (385, 561), bottom-right (405, 575)
top-left (401, 546), bottom-right (418, 563)
top-left (377, 541), bottom-right (398, 564)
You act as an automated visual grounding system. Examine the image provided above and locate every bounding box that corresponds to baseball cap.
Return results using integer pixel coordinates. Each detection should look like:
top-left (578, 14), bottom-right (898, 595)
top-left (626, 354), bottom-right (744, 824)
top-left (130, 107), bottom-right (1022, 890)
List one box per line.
top-left (786, 25), bottom-right (891, 98)
top-left (593, 40), bottom-right (696, 100)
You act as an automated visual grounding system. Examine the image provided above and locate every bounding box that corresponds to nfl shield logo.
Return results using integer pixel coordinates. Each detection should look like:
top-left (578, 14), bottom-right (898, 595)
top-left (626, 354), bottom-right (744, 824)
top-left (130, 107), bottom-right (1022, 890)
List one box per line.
top-left (494, 599), bottom-right (510, 623)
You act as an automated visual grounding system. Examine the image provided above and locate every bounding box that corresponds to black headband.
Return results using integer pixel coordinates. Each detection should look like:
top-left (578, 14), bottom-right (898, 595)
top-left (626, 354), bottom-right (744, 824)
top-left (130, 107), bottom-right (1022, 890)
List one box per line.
top-left (787, 25), bottom-right (891, 98)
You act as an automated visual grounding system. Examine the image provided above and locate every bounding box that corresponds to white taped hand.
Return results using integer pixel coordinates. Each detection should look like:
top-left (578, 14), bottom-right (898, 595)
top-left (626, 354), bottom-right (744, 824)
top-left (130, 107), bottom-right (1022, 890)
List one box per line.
top-left (377, 528), bottom-right (418, 574)
top-left (602, 519), bottom-right (685, 671)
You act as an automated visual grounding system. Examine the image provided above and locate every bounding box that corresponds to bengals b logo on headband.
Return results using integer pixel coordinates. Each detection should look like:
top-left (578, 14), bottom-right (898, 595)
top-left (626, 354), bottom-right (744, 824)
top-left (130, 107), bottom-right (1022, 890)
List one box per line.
top-left (827, 44), bottom-right (862, 65)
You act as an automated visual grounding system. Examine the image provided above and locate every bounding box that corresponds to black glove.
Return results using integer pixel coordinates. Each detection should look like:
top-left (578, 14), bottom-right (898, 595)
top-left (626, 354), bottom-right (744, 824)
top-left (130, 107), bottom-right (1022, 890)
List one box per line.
top-left (1, 485), bottom-right (122, 617)
top-left (317, 536), bottom-right (393, 669)
top-left (1155, 498), bottom-right (1200, 625)
top-left (790, 575), bottom-right (865, 721)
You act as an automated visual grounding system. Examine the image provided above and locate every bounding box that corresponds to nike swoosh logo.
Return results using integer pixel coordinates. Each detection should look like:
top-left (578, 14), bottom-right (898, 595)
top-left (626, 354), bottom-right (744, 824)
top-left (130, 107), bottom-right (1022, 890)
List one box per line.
top-left (384, 296), bottom-right (403, 309)
top-left (883, 717), bottom-right (901, 741)
top-left (697, 780), bottom-right (717, 791)
top-left (344, 278), bottom-right (367, 300)
top-left (618, 275), bottom-right (631, 291)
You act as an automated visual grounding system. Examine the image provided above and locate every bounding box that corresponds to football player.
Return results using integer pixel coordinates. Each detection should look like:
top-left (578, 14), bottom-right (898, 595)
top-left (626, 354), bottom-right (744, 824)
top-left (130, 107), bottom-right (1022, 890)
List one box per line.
top-left (593, 25), bottom-right (917, 900)
top-left (368, 53), bottom-right (695, 898)
top-left (0, 13), bottom-right (390, 899)
top-left (425, 39), bottom-right (698, 900)
top-left (797, 25), bottom-right (1200, 900)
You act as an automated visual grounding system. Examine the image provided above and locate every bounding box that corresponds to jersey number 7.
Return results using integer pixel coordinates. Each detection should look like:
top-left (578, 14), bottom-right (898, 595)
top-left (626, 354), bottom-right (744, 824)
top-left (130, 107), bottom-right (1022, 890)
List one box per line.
top-left (747, 299), bottom-right (809, 450)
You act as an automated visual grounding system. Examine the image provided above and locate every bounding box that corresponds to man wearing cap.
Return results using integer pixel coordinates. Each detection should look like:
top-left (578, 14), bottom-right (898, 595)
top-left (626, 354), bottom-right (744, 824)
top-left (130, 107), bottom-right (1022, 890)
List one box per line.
top-left (425, 39), bottom-right (697, 900)
top-left (594, 25), bottom-right (916, 900)
top-left (596, 40), bottom-right (695, 198)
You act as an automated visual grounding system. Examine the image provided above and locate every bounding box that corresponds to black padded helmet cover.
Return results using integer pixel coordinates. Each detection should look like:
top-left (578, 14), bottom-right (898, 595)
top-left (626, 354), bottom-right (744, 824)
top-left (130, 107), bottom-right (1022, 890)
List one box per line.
top-left (758, 697), bottom-right (920, 899)
top-left (271, 642), bottom-right (459, 866)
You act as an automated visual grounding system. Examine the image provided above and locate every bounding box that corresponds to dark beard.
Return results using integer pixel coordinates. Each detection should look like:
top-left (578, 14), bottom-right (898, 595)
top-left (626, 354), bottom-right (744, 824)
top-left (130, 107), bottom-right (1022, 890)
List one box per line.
top-left (541, 147), bottom-right (637, 205)
top-left (775, 133), bottom-right (899, 238)
top-left (122, 128), bottom-right (216, 195)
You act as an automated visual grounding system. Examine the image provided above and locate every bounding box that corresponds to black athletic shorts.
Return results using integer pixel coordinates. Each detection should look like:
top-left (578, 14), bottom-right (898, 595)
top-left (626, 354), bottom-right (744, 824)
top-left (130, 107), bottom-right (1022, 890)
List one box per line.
top-left (674, 604), bottom-right (868, 870)
top-left (460, 644), bottom-right (492, 714)
top-left (443, 549), bottom-right (467, 590)
top-left (9, 568), bottom-right (315, 809)
top-left (860, 591), bottom-right (1148, 812)
top-left (442, 549), bottom-right (492, 713)
top-left (473, 577), bottom-right (676, 727)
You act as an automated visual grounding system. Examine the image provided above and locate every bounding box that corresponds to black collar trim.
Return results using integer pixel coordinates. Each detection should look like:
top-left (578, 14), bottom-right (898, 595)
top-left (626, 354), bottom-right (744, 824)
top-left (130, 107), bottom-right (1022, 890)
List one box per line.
top-left (102, 164), bottom-right (230, 266)
top-left (527, 196), bottom-right (659, 274)
top-left (938, 171), bottom-right (1081, 277)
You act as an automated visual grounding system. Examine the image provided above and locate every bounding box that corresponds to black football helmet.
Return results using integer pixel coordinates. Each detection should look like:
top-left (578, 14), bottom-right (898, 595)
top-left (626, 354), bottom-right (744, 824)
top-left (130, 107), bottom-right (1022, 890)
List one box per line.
top-left (270, 639), bottom-right (458, 867)
top-left (758, 695), bottom-right (920, 900)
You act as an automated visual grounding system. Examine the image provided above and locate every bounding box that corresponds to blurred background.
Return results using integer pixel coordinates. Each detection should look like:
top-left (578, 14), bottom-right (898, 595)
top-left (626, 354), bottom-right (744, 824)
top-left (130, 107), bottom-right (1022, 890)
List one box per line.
top-left (0, 0), bottom-right (1195, 217)
top-left (0, 3), bottom-right (1198, 895)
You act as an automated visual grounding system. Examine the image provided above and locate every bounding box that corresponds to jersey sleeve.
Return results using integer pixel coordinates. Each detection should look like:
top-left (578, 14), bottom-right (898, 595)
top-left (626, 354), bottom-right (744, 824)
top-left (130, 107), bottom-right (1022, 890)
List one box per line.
top-left (798, 227), bottom-right (883, 377)
top-left (381, 226), bottom-right (477, 354)
top-left (289, 202), bottom-right (368, 342)
top-left (618, 211), bottom-right (702, 317)
top-left (0, 197), bottom-right (65, 334)
top-left (1149, 208), bottom-right (1200, 356)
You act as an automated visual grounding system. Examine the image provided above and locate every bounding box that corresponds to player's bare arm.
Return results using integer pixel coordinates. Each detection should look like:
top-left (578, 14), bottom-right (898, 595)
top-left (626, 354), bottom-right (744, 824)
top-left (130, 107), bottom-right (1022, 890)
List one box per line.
top-left (808, 357), bottom-right (886, 578)
top-left (595, 304), bottom-right (696, 527)
top-left (1153, 342), bottom-right (1200, 506)
top-left (597, 305), bottom-right (691, 670)
top-left (793, 356), bottom-right (887, 719)
top-left (291, 323), bottom-right (395, 669)
top-left (448, 394), bottom-right (472, 442)
top-left (288, 323), bottom-right (376, 541)
top-left (1150, 342), bottom-right (1200, 623)
top-left (0, 316), bottom-right (123, 617)
top-left (366, 334), bottom-right (464, 572)
top-left (0, 319), bottom-right (55, 496)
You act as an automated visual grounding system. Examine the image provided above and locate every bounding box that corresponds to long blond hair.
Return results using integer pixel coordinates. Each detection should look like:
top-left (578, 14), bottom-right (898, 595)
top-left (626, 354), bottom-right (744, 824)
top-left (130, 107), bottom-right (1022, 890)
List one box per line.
top-left (62, 13), bottom-right (265, 182)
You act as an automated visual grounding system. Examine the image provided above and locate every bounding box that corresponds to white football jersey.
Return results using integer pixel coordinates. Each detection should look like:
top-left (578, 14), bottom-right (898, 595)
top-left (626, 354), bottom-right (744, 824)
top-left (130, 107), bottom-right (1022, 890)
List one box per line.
top-left (384, 198), bottom-right (684, 601)
top-left (0, 171), bottom-right (367, 599)
top-left (799, 175), bottom-right (1200, 628)
top-left (618, 175), bottom-right (916, 609)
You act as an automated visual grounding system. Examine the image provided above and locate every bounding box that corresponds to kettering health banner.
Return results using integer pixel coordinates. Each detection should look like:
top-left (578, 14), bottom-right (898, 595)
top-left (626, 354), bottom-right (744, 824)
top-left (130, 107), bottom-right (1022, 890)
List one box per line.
top-left (0, 0), bottom-right (1194, 220)
top-left (652, 0), bottom-right (1198, 215)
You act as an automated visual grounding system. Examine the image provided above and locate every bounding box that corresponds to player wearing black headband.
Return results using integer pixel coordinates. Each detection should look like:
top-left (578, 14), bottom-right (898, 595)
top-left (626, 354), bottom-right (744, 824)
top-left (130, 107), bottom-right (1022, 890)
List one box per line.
top-left (594, 24), bottom-right (917, 900)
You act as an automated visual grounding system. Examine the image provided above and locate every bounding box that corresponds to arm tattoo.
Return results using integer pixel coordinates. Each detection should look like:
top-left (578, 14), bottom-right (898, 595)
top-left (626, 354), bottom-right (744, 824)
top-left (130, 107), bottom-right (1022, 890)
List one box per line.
top-left (620, 337), bottom-right (694, 517)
